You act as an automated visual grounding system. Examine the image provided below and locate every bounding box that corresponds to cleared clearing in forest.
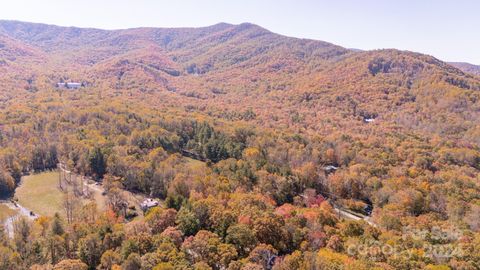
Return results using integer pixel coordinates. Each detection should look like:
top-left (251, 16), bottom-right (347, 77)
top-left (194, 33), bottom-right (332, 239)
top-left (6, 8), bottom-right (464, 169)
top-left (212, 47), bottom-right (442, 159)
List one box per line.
top-left (16, 171), bottom-right (106, 217)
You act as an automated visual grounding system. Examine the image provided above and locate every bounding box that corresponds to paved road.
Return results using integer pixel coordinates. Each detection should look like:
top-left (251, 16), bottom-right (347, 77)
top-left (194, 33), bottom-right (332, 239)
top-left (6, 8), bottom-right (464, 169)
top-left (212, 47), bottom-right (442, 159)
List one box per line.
top-left (2, 201), bottom-right (37, 238)
top-left (59, 163), bottom-right (375, 227)
top-left (57, 163), bottom-right (146, 215)
top-left (332, 206), bottom-right (376, 227)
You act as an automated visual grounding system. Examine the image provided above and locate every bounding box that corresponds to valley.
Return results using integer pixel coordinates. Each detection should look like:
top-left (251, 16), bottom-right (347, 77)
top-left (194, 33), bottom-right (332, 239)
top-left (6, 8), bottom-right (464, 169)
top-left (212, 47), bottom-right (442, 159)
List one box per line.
top-left (0, 20), bottom-right (478, 270)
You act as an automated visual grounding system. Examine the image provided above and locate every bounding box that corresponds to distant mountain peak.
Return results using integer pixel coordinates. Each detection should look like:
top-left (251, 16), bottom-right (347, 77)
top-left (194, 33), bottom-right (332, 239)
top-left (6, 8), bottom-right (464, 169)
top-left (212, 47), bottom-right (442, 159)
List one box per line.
top-left (449, 62), bottom-right (480, 76)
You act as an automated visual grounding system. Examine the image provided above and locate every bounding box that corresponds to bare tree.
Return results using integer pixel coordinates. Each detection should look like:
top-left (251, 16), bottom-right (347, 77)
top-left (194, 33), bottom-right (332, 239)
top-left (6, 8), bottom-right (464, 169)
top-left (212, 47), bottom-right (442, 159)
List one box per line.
top-left (107, 187), bottom-right (128, 217)
top-left (63, 191), bottom-right (80, 224)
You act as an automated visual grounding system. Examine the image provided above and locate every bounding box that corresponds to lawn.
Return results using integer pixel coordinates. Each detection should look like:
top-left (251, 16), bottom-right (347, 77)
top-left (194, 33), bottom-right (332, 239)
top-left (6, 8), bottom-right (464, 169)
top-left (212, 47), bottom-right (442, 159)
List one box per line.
top-left (15, 171), bottom-right (108, 218)
top-left (15, 171), bottom-right (65, 217)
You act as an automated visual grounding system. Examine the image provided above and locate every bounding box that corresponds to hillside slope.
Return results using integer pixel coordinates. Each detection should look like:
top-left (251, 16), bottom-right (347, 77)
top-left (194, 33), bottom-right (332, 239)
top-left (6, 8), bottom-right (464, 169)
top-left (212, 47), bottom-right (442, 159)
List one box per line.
top-left (450, 61), bottom-right (480, 76)
top-left (1, 20), bottom-right (480, 270)
top-left (0, 20), bottom-right (479, 142)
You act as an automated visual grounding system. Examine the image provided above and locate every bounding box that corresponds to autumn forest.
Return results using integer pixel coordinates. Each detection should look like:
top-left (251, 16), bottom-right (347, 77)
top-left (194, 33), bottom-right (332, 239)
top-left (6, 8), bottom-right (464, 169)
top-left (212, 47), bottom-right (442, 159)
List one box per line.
top-left (0, 20), bottom-right (479, 270)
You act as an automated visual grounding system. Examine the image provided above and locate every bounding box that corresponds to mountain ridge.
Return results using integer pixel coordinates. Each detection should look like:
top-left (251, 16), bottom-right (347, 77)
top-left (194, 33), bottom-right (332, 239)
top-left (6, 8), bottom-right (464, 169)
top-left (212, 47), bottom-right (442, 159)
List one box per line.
top-left (0, 20), bottom-right (478, 142)
top-left (0, 19), bottom-right (480, 270)
top-left (449, 61), bottom-right (480, 76)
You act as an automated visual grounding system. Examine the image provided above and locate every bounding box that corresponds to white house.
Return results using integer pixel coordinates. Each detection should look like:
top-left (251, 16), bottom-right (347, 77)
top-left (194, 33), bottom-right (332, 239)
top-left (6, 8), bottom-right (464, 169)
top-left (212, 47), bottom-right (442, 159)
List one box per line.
top-left (364, 118), bottom-right (375, 123)
top-left (140, 198), bottom-right (159, 211)
top-left (57, 82), bottom-right (82, 89)
top-left (324, 165), bottom-right (338, 174)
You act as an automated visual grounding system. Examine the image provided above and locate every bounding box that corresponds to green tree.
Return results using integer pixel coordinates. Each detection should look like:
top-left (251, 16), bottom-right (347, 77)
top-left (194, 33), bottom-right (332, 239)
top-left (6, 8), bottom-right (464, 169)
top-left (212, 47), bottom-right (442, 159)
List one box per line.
top-left (78, 234), bottom-right (102, 269)
top-left (98, 249), bottom-right (121, 270)
top-left (176, 207), bottom-right (200, 236)
top-left (89, 147), bottom-right (106, 178)
top-left (226, 224), bottom-right (258, 257)
top-left (51, 213), bottom-right (64, 236)
top-left (0, 169), bottom-right (15, 195)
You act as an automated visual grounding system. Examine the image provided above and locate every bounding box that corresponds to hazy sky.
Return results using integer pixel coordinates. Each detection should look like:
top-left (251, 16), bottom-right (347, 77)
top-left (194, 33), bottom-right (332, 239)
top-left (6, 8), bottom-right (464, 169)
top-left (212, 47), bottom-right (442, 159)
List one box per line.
top-left (1, 0), bottom-right (479, 64)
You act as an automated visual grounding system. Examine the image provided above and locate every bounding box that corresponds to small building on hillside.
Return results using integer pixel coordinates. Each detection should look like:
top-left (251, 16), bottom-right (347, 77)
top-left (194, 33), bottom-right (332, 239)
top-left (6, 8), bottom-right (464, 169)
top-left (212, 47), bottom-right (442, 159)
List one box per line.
top-left (364, 117), bottom-right (375, 123)
top-left (324, 165), bottom-right (338, 175)
top-left (140, 198), bottom-right (159, 211)
top-left (57, 82), bottom-right (82, 89)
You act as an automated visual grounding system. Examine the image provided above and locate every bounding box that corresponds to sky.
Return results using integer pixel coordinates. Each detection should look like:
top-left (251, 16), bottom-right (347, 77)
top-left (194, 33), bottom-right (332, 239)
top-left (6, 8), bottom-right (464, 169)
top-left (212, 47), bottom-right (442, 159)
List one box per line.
top-left (1, 0), bottom-right (479, 64)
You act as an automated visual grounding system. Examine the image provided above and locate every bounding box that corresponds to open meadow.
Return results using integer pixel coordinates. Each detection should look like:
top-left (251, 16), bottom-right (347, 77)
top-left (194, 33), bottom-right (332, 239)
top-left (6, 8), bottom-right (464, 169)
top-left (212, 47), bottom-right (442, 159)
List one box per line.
top-left (16, 171), bottom-right (66, 217)
top-left (15, 171), bottom-right (106, 217)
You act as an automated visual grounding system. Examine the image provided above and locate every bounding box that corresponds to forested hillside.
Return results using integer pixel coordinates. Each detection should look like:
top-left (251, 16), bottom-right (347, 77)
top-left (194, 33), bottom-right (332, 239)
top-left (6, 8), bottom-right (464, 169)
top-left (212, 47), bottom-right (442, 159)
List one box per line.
top-left (0, 20), bottom-right (479, 270)
top-left (450, 62), bottom-right (480, 76)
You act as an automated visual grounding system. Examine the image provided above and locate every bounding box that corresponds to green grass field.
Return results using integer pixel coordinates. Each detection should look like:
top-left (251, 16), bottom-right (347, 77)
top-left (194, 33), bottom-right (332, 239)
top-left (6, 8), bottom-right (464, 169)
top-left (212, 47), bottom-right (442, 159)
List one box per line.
top-left (16, 171), bottom-right (107, 218)
top-left (15, 171), bottom-right (65, 217)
